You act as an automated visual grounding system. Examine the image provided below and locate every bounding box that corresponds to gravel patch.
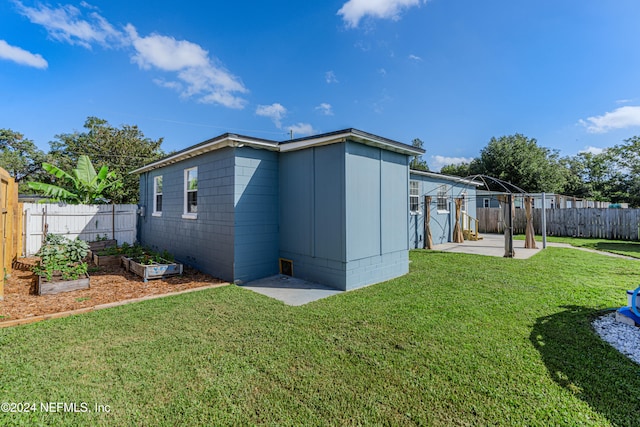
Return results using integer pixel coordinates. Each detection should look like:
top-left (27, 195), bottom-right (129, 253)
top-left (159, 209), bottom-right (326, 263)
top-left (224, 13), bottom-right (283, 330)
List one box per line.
top-left (593, 312), bottom-right (640, 365)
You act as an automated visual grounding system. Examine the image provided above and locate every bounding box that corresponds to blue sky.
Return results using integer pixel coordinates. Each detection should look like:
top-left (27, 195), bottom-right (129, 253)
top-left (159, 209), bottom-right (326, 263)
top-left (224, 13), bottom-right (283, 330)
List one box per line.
top-left (2, 0), bottom-right (640, 171)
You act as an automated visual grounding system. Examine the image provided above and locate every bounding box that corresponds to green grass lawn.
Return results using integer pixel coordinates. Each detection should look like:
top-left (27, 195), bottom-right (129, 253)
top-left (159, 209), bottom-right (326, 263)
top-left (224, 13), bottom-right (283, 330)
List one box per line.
top-left (516, 234), bottom-right (640, 259)
top-left (1, 248), bottom-right (640, 426)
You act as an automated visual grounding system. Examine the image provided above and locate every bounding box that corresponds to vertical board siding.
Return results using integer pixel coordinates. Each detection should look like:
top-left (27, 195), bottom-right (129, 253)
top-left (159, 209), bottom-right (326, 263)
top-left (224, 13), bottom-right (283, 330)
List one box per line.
top-left (22, 203), bottom-right (137, 255)
top-left (477, 207), bottom-right (640, 240)
top-left (233, 147), bottom-right (280, 283)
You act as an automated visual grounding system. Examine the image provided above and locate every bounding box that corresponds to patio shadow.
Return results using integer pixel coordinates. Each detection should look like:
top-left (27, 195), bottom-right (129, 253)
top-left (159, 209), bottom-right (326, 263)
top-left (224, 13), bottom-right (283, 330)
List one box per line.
top-left (530, 306), bottom-right (640, 426)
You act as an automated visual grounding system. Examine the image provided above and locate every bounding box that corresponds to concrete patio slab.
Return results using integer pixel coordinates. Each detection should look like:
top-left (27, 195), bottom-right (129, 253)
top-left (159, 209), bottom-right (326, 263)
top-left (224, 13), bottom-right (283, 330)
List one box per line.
top-left (432, 233), bottom-right (543, 259)
top-left (241, 275), bottom-right (342, 306)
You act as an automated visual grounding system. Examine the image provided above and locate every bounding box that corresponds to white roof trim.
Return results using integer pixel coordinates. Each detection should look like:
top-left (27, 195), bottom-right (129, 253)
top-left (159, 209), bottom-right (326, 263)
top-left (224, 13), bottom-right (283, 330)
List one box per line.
top-left (279, 130), bottom-right (423, 156)
top-left (410, 169), bottom-right (483, 187)
top-left (131, 135), bottom-right (279, 174)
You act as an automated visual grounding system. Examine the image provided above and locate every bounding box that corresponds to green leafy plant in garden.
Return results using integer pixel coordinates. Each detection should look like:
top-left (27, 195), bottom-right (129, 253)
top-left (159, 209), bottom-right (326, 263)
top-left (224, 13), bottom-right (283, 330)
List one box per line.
top-left (32, 234), bottom-right (89, 281)
top-left (27, 155), bottom-right (122, 204)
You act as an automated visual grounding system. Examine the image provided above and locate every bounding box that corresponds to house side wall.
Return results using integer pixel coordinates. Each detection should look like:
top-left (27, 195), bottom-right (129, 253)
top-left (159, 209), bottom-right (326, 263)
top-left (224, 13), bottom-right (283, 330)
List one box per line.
top-left (409, 174), bottom-right (477, 248)
top-left (138, 148), bottom-right (235, 281)
top-left (233, 147), bottom-right (279, 284)
top-left (279, 144), bottom-right (347, 289)
top-left (344, 142), bottom-right (410, 290)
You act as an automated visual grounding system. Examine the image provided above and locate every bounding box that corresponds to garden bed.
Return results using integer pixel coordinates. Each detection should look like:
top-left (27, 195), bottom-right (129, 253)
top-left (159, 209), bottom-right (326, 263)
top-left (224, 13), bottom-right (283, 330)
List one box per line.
top-left (92, 252), bottom-right (122, 268)
top-left (88, 239), bottom-right (117, 252)
top-left (0, 258), bottom-right (226, 324)
top-left (37, 273), bottom-right (90, 295)
top-left (124, 257), bottom-right (183, 281)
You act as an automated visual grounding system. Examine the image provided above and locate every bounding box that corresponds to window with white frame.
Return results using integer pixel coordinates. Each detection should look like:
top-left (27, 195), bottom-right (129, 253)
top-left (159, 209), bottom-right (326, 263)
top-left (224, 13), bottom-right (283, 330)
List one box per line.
top-left (183, 167), bottom-right (198, 218)
top-left (483, 198), bottom-right (490, 208)
top-left (437, 187), bottom-right (448, 212)
top-left (153, 175), bottom-right (163, 216)
top-left (409, 181), bottom-right (420, 213)
top-left (460, 191), bottom-right (467, 212)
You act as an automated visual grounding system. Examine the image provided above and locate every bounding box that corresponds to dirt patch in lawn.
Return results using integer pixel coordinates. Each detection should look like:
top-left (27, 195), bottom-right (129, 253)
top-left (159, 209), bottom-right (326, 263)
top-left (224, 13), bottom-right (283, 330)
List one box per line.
top-left (0, 258), bottom-right (227, 325)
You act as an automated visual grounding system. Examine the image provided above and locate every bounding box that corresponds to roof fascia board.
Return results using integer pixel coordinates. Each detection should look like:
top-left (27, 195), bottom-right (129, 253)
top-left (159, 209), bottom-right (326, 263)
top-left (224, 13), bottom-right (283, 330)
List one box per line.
top-left (279, 131), bottom-right (423, 155)
top-left (410, 169), bottom-right (483, 187)
top-left (131, 136), bottom-right (278, 174)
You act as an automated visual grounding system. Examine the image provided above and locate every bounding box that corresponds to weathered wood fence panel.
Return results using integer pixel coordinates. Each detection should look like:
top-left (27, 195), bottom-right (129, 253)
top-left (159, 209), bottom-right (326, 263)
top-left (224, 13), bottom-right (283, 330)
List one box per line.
top-left (478, 207), bottom-right (640, 240)
top-left (0, 167), bottom-right (22, 300)
top-left (22, 203), bottom-right (138, 256)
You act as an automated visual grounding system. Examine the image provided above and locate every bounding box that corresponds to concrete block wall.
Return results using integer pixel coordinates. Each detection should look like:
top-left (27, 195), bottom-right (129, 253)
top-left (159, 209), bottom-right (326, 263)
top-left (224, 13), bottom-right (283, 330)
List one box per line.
top-left (138, 148), bottom-right (236, 281)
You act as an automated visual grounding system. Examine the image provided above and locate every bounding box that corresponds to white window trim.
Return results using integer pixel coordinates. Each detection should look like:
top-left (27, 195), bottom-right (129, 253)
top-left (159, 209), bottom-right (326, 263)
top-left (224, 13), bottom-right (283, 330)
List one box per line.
top-left (483, 198), bottom-right (490, 208)
top-left (460, 191), bottom-right (467, 213)
top-left (182, 167), bottom-right (198, 220)
top-left (152, 175), bottom-right (162, 217)
top-left (409, 180), bottom-right (420, 215)
top-left (436, 188), bottom-right (449, 213)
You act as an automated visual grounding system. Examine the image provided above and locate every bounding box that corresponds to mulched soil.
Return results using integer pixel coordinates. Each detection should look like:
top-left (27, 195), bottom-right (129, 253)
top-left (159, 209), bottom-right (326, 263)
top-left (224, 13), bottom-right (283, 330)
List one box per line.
top-left (0, 257), bottom-right (226, 324)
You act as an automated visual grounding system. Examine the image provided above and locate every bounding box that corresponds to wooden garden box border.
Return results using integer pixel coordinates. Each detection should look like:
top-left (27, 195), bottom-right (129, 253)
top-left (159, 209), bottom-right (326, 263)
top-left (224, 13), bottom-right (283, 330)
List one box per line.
top-left (121, 257), bottom-right (183, 282)
top-left (37, 273), bottom-right (90, 295)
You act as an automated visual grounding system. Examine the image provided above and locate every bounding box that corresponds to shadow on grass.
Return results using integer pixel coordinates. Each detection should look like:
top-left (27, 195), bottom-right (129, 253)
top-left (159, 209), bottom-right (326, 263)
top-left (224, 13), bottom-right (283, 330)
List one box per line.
top-left (595, 242), bottom-right (640, 258)
top-left (531, 306), bottom-right (640, 427)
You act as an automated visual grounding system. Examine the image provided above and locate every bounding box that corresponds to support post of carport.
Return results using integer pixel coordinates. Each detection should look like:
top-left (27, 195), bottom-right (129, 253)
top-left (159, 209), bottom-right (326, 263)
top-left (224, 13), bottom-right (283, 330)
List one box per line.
top-left (503, 194), bottom-right (514, 258)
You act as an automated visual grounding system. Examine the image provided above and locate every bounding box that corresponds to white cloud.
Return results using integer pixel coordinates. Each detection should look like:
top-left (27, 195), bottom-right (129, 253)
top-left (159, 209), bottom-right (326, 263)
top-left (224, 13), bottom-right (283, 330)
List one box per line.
top-left (17, 1), bottom-right (248, 109)
top-left (127, 29), bottom-right (209, 71)
top-left (408, 54), bottom-right (422, 61)
top-left (0, 40), bottom-right (48, 68)
top-left (315, 103), bottom-right (333, 116)
top-left (378, 68), bottom-right (387, 76)
top-left (15, 1), bottom-right (124, 49)
top-left (287, 123), bottom-right (315, 137)
top-left (579, 106), bottom-right (640, 134)
top-left (580, 146), bottom-right (604, 155)
top-left (256, 103), bottom-right (287, 128)
top-left (430, 155), bottom-right (473, 172)
top-left (338, 0), bottom-right (425, 28)
top-left (325, 70), bottom-right (338, 84)
top-left (126, 25), bottom-right (248, 108)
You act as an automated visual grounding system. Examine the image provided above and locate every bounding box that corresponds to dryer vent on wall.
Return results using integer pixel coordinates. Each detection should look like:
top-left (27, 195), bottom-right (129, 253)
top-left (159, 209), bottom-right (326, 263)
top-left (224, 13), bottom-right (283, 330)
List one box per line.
top-left (279, 258), bottom-right (293, 276)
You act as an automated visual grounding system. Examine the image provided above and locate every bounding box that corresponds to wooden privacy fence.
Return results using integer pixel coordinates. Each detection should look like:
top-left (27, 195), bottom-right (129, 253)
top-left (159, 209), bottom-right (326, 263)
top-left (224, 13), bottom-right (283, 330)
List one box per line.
top-left (0, 167), bottom-right (22, 300)
top-left (22, 203), bottom-right (138, 256)
top-left (478, 207), bottom-right (640, 240)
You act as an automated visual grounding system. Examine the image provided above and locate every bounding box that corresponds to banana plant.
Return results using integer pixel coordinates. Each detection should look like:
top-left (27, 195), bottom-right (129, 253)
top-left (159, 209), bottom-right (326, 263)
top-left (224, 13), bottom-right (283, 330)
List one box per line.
top-left (28, 155), bottom-right (122, 204)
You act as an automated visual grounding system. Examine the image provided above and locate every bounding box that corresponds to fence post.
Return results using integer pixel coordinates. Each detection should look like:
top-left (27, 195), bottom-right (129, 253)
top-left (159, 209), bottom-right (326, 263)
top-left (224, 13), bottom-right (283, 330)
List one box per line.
top-left (541, 192), bottom-right (547, 249)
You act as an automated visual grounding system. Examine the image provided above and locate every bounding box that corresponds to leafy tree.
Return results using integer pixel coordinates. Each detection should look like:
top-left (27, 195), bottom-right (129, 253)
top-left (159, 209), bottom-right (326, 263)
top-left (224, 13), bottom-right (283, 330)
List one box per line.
top-left (608, 136), bottom-right (640, 207)
top-left (49, 117), bottom-right (164, 203)
top-left (440, 162), bottom-right (472, 177)
top-left (0, 129), bottom-right (47, 186)
top-left (561, 151), bottom-right (626, 202)
top-left (472, 134), bottom-right (566, 192)
top-left (409, 138), bottom-right (429, 171)
top-left (28, 155), bottom-right (122, 204)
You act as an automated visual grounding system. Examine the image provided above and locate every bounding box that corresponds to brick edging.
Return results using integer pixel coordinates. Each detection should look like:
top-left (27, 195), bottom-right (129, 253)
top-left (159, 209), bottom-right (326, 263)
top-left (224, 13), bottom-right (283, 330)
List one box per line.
top-left (0, 283), bottom-right (229, 329)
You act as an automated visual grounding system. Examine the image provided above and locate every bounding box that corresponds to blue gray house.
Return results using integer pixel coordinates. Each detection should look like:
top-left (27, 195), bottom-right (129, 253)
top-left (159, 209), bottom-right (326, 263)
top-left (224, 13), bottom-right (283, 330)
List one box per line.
top-left (409, 170), bottom-right (481, 248)
top-left (133, 129), bottom-right (423, 291)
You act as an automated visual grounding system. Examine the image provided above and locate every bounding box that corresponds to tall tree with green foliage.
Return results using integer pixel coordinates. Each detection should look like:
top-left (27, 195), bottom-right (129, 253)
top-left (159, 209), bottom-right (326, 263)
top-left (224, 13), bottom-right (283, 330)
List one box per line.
top-left (448, 134), bottom-right (566, 192)
top-left (0, 129), bottom-right (47, 186)
top-left (49, 117), bottom-right (164, 203)
top-left (409, 138), bottom-right (429, 171)
top-left (28, 155), bottom-right (121, 204)
top-left (608, 136), bottom-right (640, 207)
top-left (440, 162), bottom-right (472, 177)
top-left (476, 134), bottom-right (566, 192)
top-left (561, 151), bottom-right (626, 202)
